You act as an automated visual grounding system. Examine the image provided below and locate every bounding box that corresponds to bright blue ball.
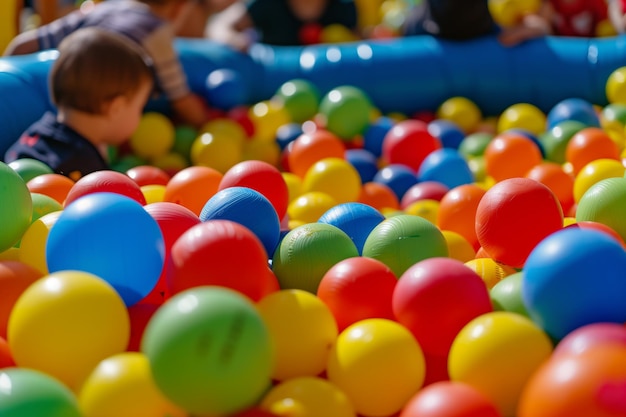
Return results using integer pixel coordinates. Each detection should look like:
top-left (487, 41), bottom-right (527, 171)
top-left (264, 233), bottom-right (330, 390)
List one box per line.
top-left (417, 148), bottom-right (474, 189)
top-left (522, 227), bottom-right (626, 341)
top-left (373, 163), bottom-right (418, 201)
top-left (200, 186), bottom-right (280, 257)
top-left (546, 98), bottom-right (600, 129)
top-left (345, 148), bottom-right (379, 184)
top-left (318, 202), bottom-right (385, 254)
top-left (275, 123), bottom-right (303, 150)
top-left (427, 119), bottom-right (465, 149)
top-left (204, 69), bottom-right (248, 110)
top-left (363, 116), bottom-right (393, 157)
top-left (46, 192), bottom-right (165, 306)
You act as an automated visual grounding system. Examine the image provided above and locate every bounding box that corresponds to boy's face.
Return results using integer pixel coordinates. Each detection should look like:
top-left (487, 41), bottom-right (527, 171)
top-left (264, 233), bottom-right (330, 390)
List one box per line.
top-left (288, 0), bottom-right (328, 22)
top-left (109, 79), bottom-right (154, 145)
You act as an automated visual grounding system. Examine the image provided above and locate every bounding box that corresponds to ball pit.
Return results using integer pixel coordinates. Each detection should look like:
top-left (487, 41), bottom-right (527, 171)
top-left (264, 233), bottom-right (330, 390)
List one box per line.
top-left (4, 31), bottom-right (626, 417)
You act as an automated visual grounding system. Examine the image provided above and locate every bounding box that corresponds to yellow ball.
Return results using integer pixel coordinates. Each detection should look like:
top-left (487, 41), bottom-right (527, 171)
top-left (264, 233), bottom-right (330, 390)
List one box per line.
top-left (562, 216), bottom-right (577, 227)
top-left (320, 24), bottom-right (358, 43)
top-left (257, 289), bottom-right (338, 381)
top-left (488, 0), bottom-right (541, 27)
top-left (282, 172), bottom-right (303, 203)
top-left (140, 185), bottom-right (166, 204)
top-left (497, 103), bottom-right (547, 135)
top-left (18, 211), bottom-right (62, 274)
top-left (404, 199), bottom-right (439, 224)
top-left (8, 271), bottom-right (130, 391)
top-left (442, 230), bottom-right (476, 263)
top-left (596, 19), bottom-right (618, 37)
top-left (261, 377), bottom-right (356, 417)
top-left (573, 158), bottom-right (626, 202)
top-left (200, 117), bottom-right (248, 142)
top-left (464, 257), bottom-right (516, 289)
top-left (327, 318), bottom-right (426, 417)
top-left (287, 191), bottom-right (338, 224)
top-left (191, 131), bottom-right (244, 173)
top-left (437, 96), bottom-right (482, 133)
top-left (606, 66), bottom-right (626, 104)
top-left (79, 352), bottom-right (187, 417)
top-left (242, 138), bottom-right (281, 167)
top-left (130, 112), bottom-right (175, 160)
top-left (151, 152), bottom-right (189, 173)
top-left (448, 311), bottom-right (553, 417)
top-left (249, 100), bottom-right (292, 142)
top-left (0, 247), bottom-right (20, 261)
top-left (302, 157), bottom-right (362, 204)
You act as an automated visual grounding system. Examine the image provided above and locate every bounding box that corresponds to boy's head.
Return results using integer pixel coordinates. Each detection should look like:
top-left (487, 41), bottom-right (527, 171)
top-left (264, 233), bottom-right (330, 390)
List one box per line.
top-left (51, 27), bottom-right (154, 115)
top-left (288, 0), bottom-right (329, 22)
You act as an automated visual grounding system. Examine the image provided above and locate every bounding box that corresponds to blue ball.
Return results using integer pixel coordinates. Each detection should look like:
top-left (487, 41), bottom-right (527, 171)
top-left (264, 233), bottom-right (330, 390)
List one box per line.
top-left (204, 69), bottom-right (248, 111)
top-left (546, 97), bottom-right (600, 129)
top-left (416, 148), bottom-right (474, 189)
top-left (522, 227), bottom-right (626, 341)
top-left (373, 163), bottom-right (418, 201)
top-left (345, 148), bottom-right (379, 184)
top-left (46, 192), bottom-right (165, 306)
top-left (200, 186), bottom-right (280, 257)
top-left (318, 202), bottom-right (385, 254)
top-left (427, 119), bottom-right (465, 149)
top-left (363, 116), bottom-right (393, 157)
top-left (275, 123), bottom-right (303, 150)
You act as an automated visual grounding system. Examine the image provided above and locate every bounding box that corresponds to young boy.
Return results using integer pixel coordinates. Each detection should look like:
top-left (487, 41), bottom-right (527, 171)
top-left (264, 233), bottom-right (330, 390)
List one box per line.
top-left (4, 0), bottom-right (209, 128)
top-left (4, 27), bottom-right (154, 181)
top-left (210, 0), bottom-right (358, 49)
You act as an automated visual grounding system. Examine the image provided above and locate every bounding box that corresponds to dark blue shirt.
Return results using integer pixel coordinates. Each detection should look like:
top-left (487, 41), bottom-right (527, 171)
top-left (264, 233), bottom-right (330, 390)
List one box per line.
top-left (247, 0), bottom-right (358, 46)
top-left (4, 112), bottom-right (108, 181)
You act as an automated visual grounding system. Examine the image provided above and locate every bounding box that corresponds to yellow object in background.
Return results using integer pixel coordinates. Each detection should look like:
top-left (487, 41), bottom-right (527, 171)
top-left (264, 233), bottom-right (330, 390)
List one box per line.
top-left (0, 0), bottom-right (18, 54)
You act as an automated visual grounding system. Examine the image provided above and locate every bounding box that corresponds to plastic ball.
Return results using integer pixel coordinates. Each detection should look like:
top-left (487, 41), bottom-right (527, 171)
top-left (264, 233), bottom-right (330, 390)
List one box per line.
top-left (317, 256), bottom-right (396, 331)
top-left (437, 96), bottom-right (482, 133)
top-left (18, 210), bottom-right (62, 274)
top-left (141, 286), bottom-right (274, 416)
top-left (168, 220), bottom-right (270, 300)
top-left (416, 148), bottom-right (474, 189)
top-left (372, 164), bottom-right (419, 200)
top-left (404, 199), bottom-right (440, 223)
top-left (490, 272), bottom-right (530, 318)
top-left (191, 131), bottom-right (244, 174)
top-left (547, 98), bottom-right (600, 129)
top-left (458, 132), bottom-right (493, 158)
top-left (565, 219), bottom-right (626, 247)
top-left (606, 66), bottom-right (626, 104)
top-left (393, 257), bottom-right (492, 357)
top-left (427, 119), bottom-right (466, 149)
top-left (573, 158), bottom-right (625, 203)
top-left (302, 157), bottom-right (362, 204)
top-left (576, 176), bottom-right (626, 240)
top-left (475, 178), bottom-right (563, 268)
top-left (273, 79), bottom-right (320, 124)
top-left (497, 102), bottom-right (546, 135)
top-left (248, 100), bottom-right (291, 142)
top-left (400, 181), bottom-right (449, 209)
top-left (8, 158), bottom-right (53, 182)
top-left (523, 227), bottom-right (626, 340)
top-left (0, 162), bottom-right (32, 252)
top-left (382, 119), bottom-right (442, 172)
top-left (163, 165), bottom-right (223, 216)
top-left (172, 125), bottom-right (198, 160)
top-left (275, 122), bottom-right (303, 151)
top-left (362, 214), bottom-right (448, 277)
top-left (363, 116), bottom-right (394, 157)
top-left (281, 172), bottom-right (303, 204)
top-left (566, 126), bottom-right (620, 175)
top-left (484, 132), bottom-right (543, 182)
top-left (399, 381), bottom-right (502, 417)
top-left (357, 181), bottom-right (400, 211)
top-left (327, 318), bottom-right (426, 417)
top-left (320, 23), bottom-right (358, 43)
top-left (553, 322), bottom-right (626, 357)
top-left (318, 202), bottom-right (385, 254)
top-left (64, 170), bottom-right (147, 207)
top-left (200, 186), bottom-right (280, 257)
top-left (0, 368), bottom-right (82, 417)
top-left (442, 230), bottom-right (477, 262)
top-left (299, 22), bottom-right (323, 44)
top-left (345, 148), bottom-right (378, 183)
top-left (464, 257), bottom-right (517, 289)
top-left (540, 119), bottom-right (587, 164)
top-left (46, 192), bottom-right (165, 306)
top-left (25, 173), bottom-right (74, 204)
top-left (126, 165), bottom-right (170, 187)
top-left (286, 191), bottom-right (337, 224)
top-left (204, 68), bottom-right (248, 110)
top-left (0, 260), bottom-right (43, 339)
top-left (437, 184), bottom-right (486, 251)
top-left (8, 271), bottom-right (130, 391)
top-left (448, 311), bottom-right (553, 416)
top-left (288, 129), bottom-right (346, 178)
top-left (257, 289), bottom-right (338, 381)
top-left (29, 191), bottom-right (62, 223)
top-left (78, 352), bottom-right (186, 417)
top-left (130, 112), bottom-right (175, 160)
top-left (319, 85), bottom-right (373, 140)
top-left (526, 162), bottom-right (575, 214)
top-left (0, 335), bottom-right (15, 368)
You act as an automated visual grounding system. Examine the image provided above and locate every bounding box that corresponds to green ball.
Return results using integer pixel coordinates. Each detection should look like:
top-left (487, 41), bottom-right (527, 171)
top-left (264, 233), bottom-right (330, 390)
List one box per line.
top-left (173, 125), bottom-right (199, 161)
top-left (31, 193), bottom-right (63, 223)
top-left (272, 223), bottom-right (359, 293)
top-left (110, 155), bottom-right (148, 173)
top-left (490, 272), bottom-right (530, 318)
top-left (8, 158), bottom-right (53, 183)
top-left (576, 177), bottom-right (626, 242)
top-left (319, 85), bottom-right (372, 140)
top-left (274, 79), bottom-right (321, 124)
top-left (458, 132), bottom-right (493, 158)
top-left (602, 103), bottom-right (626, 126)
top-left (141, 286), bottom-right (274, 416)
top-left (362, 214), bottom-right (448, 277)
top-left (0, 162), bottom-right (33, 252)
top-left (539, 120), bottom-right (586, 164)
top-left (0, 368), bottom-right (81, 417)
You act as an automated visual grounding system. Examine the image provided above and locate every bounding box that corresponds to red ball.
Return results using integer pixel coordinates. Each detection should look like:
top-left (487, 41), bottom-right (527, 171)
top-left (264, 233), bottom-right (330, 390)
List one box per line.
top-left (475, 178), bottom-right (563, 268)
top-left (565, 220), bottom-right (626, 248)
top-left (169, 220), bottom-right (270, 301)
top-left (382, 120), bottom-right (442, 172)
top-left (227, 105), bottom-right (255, 137)
top-left (0, 336), bottom-right (15, 368)
top-left (299, 23), bottom-right (323, 45)
top-left (400, 381), bottom-right (502, 417)
top-left (317, 257), bottom-right (397, 331)
top-left (127, 302), bottom-right (160, 352)
top-left (219, 160), bottom-right (289, 220)
top-left (64, 170), bottom-right (146, 207)
top-left (553, 322), bottom-right (626, 358)
top-left (126, 165), bottom-right (171, 186)
top-left (401, 181), bottom-right (450, 209)
top-left (392, 257), bottom-right (493, 356)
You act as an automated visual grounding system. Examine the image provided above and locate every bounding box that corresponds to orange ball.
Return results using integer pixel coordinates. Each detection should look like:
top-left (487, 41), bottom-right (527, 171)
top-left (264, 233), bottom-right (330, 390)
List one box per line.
top-left (288, 129), bottom-right (346, 178)
top-left (484, 132), bottom-right (543, 181)
top-left (358, 182), bottom-right (400, 211)
top-left (26, 173), bottom-right (75, 205)
top-left (565, 127), bottom-right (620, 175)
top-left (163, 166), bottom-right (223, 216)
top-left (526, 162), bottom-right (575, 214)
top-left (437, 184), bottom-right (487, 251)
top-left (0, 261), bottom-right (44, 339)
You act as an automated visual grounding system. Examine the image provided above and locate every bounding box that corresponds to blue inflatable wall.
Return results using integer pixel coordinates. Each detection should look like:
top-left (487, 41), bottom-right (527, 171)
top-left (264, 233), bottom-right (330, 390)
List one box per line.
top-left (1, 34), bottom-right (625, 157)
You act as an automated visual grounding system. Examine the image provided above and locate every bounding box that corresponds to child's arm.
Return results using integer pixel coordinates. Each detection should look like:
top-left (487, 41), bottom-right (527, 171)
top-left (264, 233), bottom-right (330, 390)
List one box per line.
top-left (171, 93), bottom-right (210, 128)
top-left (207, 2), bottom-right (255, 51)
top-left (497, 2), bottom-right (554, 46)
top-left (607, 0), bottom-right (626, 33)
top-left (3, 30), bottom-right (40, 55)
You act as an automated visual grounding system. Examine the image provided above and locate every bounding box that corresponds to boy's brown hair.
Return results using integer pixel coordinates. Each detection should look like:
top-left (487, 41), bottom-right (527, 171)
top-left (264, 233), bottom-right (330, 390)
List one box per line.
top-left (50, 27), bottom-right (154, 114)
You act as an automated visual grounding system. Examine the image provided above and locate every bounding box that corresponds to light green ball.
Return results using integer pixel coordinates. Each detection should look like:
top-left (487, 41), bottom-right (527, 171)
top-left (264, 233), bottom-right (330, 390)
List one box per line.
top-left (274, 79), bottom-right (321, 124)
top-left (0, 162), bottom-right (33, 252)
top-left (319, 85), bottom-right (373, 140)
top-left (576, 177), bottom-right (626, 242)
